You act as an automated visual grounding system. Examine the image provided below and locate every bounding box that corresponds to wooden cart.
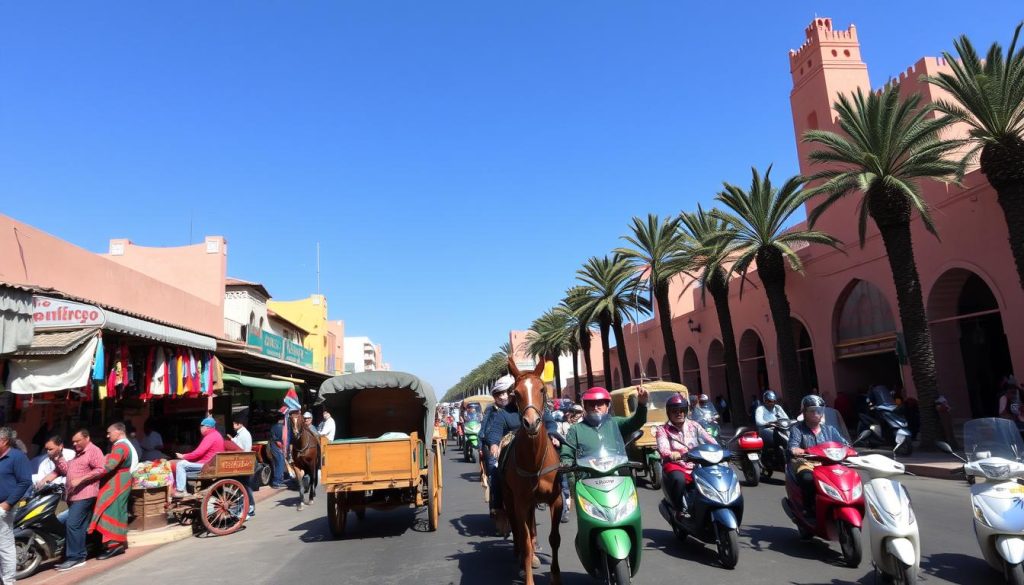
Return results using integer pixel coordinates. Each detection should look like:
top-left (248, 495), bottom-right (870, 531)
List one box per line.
top-left (610, 381), bottom-right (689, 490)
top-left (167, 452), bottom-right (257, 536)
top-left (318, 371), bottom-right (443, 538)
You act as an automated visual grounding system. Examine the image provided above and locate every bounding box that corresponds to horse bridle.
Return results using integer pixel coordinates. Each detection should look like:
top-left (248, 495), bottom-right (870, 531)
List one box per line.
top-left (514, 374), bottom-right (546, 436)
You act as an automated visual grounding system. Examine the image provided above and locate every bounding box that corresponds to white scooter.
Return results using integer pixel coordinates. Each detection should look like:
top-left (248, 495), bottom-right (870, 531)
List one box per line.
top-left (847, 431), bottom-right (920, 584)
top-left (938, 417), bottom-right (1024, 585)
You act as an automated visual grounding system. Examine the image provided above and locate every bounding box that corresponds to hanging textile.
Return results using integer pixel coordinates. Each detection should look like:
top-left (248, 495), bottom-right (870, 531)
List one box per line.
top-left (6, 337), bottom-right (99, 395)
top-left (92, 337), bottom-right (105, 381)
top-left (0, 288), bottom-right (33, 355)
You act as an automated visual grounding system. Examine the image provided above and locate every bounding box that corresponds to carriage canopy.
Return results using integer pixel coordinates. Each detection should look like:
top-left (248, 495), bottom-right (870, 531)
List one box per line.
top-left (318, 371), bottom-right (437, 441)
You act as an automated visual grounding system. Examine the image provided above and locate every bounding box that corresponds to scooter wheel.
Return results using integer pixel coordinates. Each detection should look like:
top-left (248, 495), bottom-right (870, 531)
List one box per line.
top-left (894, 561), bottom-right (918, 585)
top-left (716, 525), bottom-right (739, 569)
top-left (606, 554), bottom-right (631, 585)
top-left (649, 464), bottom-right (663, 491)
top-left (744, 461), bottom-right (761, 487)
top-left (1006, 561), bottom-right (1024, 585)
top-left (837, 521), bottom-right (862, 568)
top-left (14, 537), bottom-right (44, 581)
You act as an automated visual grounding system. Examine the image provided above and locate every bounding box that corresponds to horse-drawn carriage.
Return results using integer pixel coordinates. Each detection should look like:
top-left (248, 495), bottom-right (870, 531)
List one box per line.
top-left (610, 381), bottom-right (689, 490)
top-left (318, 371), bottom-right (443, 538)
top-left (167, 451), bottom-right (257, 535)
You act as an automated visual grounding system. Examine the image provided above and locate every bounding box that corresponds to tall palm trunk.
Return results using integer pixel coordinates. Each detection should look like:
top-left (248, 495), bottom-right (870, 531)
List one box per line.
top-left (757, 247), bottom-right (804, 412)
top-left (579, 327), bottom-right (595, 389)
top-left (981, 139), bottom-right (1024, 289)
top-left (570, 348), bottom-right (580, 399)
top-left (551, 353), bottom-right (563, 399)
top-left (654, 283), bottom-right (681, 382)
top-left (612, 314), bottom-right (632, 387)
top-left (597, 313), bottom-right (613, 389)
top-left (707, 268), bottom-right (748, 425)
top-left (870, 189), bottom-right (943, 445)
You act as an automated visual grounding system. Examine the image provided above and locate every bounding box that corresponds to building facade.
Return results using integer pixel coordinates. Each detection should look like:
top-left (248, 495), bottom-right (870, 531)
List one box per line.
top-left (343, 336), bottom-right (382, 374)
top-left (267, 295), bottom-right (333, 374)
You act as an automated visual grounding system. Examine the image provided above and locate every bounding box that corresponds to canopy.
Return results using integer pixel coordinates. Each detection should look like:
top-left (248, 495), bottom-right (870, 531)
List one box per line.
top-left (318, 371), bottom-right (437, 440)
top-left (222, 373), bottom-right (295, 402)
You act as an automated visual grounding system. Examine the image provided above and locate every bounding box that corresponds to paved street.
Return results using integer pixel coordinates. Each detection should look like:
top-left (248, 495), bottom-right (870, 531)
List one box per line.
top-left (81, 443), bottom-right (986, 585)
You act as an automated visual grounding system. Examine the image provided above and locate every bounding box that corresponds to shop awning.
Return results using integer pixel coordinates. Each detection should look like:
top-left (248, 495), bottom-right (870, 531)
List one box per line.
top-left (104, 311), bottom-right (216, 351)
top-left (0, 286), bottom-right (34, 355)
top-left (222, 373), bottom-right (295, 401)
top-left (6, 336), bottom-right (99, 395)
top-left (10, 328), bottom-right (99, 357)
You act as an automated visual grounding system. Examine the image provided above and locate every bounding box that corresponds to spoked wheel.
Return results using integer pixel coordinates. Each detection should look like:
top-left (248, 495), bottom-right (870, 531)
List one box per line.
top-left (327, 493), bottom-right (348, 538)
top-left (427, 460), bottom-right (439, 531)
top-left (715, 524), bottom-right (739, 569)
top-left (837, 520), bottom-right (862, 568)
top-left (743, 460), bottom-right (761, 487)
top-left (605, 554), bottom-right (630, 585)
top-left (1006, 561), bottom-right (1024, 585)
top-left (200, 479), bottom-right (250, 536)
top-left (14, 535), bottom-right (44, 581)
top-left (434, 446), bottom-right (444, 515)
top-left (649, 463), bottom-right (663, 490)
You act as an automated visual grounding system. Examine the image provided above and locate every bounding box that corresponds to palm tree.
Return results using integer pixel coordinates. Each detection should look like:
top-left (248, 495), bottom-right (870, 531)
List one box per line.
top-left (803, 86), bottom-right (966, 446)
top-left (563, 286), bottom-right (595, 390)
top-left (575, 255), bottom-right (651, 389)
top-left (678, 206), bottom-right (748, 424)
top-left (527, 308), bottom-right (573, 398)
top-left (615, 214), bottom-right (689, 383)
top-left (925, 23), bottom-right (1024, 288)
top-left (713, 166), bottom-right (842, 410)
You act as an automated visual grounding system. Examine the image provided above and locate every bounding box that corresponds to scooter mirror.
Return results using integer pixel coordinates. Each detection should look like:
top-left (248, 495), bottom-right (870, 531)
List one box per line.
top-left (935, 441), bottom-right (954, 454)
top-left (854, 429), bottom-right (873, 445)
top-left (625, 429), bottom-right (644, 447)
top-left (894, 433), bottom-right (906, 447)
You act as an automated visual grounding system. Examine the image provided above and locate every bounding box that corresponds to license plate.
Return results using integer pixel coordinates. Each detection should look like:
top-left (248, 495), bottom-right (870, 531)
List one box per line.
top-left (748, 454), bottom-right (760, 461)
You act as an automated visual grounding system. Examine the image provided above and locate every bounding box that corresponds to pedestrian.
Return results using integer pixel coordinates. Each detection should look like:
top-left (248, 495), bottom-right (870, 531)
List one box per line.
top-left (139, 419), bottom-right (165, 461)
top-left (302, 412), bottom-right (319, 436)
top-left (230, 416), bottom-right (256, 517)
top-left (715, 395), bottom-right (730, 424)
top-left (0, 426), bottom-right (31, 581)
top-left (172, 417), bottom-right (225, 498)
top-left (88, 423), bottom-right (139, 560)
top-left (268, 412), bottom-right (287, 488)
top-left (318, 410), bottom-right (336, 441)
top-left (42, 430), bottom-right (104, 572)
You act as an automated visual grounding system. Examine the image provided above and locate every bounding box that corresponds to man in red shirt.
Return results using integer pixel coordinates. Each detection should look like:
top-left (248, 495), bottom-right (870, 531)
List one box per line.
top-left (41, 429), bottom-right (106, 572)
top-left (172, 417), bottom-right (224, 498)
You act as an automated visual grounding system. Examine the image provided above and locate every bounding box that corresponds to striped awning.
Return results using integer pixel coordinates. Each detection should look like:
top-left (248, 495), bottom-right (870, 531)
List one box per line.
top-left (104, 311), bottom-right (216, 351)
top-left (9, 328), bottom-right (99, 357)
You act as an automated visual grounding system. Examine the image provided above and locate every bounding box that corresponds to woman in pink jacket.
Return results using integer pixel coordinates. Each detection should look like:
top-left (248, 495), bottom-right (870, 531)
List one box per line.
top-left (654, 394), bottom-right (715, 520)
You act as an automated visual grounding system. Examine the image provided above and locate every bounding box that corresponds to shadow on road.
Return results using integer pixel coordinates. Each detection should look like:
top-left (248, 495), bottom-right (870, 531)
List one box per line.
top-left (923, 552), bottom-right (995, 584)
top-left (643, 526), bottom-right (726, 568)
top-left (285, 506), bottom-right (417, 542)
top-left (743, 524), bottom-right (850, 566)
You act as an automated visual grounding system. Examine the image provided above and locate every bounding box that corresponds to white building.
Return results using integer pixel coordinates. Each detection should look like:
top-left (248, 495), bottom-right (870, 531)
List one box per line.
top-left (343, 336), bottom-right (382, 373)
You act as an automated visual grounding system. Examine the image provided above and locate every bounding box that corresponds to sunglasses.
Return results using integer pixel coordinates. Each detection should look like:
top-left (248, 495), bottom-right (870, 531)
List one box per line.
top-left (805, 407), bottom-right (823, 416)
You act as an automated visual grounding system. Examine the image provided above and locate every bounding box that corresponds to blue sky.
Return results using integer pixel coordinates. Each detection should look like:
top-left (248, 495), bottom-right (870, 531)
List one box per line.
top-left (2, 2), bottom-right (1020, 396)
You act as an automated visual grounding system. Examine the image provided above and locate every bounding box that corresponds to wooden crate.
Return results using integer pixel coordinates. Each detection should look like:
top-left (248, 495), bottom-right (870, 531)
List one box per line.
top-left (128, 486), bottom-right (169, 532)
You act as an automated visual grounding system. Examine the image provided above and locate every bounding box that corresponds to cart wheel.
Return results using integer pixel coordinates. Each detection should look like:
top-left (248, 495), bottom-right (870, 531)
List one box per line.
top-left (433, 445), bottom-right (444, 516)
top-left (427, 461), bottom-right (439, 531)
top-left (200, 479), bottom-right (250, 536)
top-left (328, 493), bottom-right (347, 538)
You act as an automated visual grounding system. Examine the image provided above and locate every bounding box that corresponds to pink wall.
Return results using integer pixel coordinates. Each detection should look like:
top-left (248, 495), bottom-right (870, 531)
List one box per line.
top-left (327, 320), bottom-right (345, 374)
top-left (0, 214), bottom-right (224, 336)
top-left (105, 236), bottom-right (227, 314)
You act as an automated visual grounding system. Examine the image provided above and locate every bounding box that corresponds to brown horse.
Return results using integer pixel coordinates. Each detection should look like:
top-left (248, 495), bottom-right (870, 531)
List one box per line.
top-left (290, 414), bottom-right (321, 511)
top-left (500, 356), bottom-right (563, 585)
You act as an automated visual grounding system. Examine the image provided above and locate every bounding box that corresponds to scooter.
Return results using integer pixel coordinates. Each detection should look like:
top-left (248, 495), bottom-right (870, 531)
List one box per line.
top-left (464, 418), bottom-right (482, 463)
top-left (938, 417), bottom-right (1024, 585)
top-left (727, 427), bottom-right (763, 486)
top-left (658, 442), bottom-right (744, 569)
top-left (847, 431), bottom-right (920, 584)
top-left (759, 418), bottom-right (795, 482)
top-left (562, 430), bottom-right (644, 584)
top-left (15, 483), bottom-right (71, 580)
top-left (858, 386), bottom-right (913, 456)
top-left (780, 411), bottom-right (866, 568)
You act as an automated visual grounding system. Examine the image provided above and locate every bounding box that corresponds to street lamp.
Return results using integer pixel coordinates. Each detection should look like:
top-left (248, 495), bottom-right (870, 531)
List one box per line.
top-left (688, 318), bottom-right (701, 333)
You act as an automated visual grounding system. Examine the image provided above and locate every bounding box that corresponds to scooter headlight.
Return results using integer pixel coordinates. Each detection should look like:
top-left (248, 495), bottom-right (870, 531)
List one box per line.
top-left (577, 490), bottom-right (637, 523)
top-left (818, 480), bottom-right (845, 502)
top-left (695, 475), bottom-right (738, 505)
top-left (867, 502), bottom-right (884, 524)
top-left (972, 502), bottom-right (992, 528)
top-left (578, 496), bottom-right (608, 522)
top-left (850, 483), bottom-right (863, 501)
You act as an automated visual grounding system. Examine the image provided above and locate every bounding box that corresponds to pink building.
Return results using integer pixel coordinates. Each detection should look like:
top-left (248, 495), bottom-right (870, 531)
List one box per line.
top-left (578, 18), bottom-right (1024, 422)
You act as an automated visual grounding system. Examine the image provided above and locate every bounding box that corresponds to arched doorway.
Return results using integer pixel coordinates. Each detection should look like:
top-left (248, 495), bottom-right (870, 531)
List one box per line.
top-left (792, 318), bottom-right (818, 395)
top-left (682, 347), bottom-right (702, 394)
top-left (612, 369), bottom-right (620, 389)
top-left (928, 269), bottom-right (1012, 417)
top-left (661, 354), bottom-right (670, 381)
top-left (646, 357), bottom-right (658, 380)
top-left (738, 330), bottom-right (769, 411)
top-left (632, 363), bottom-right (641, 385)
top-left (707, 340), bottom-right (726, 400)
top-left (832, 279), bottom-right (902, 399)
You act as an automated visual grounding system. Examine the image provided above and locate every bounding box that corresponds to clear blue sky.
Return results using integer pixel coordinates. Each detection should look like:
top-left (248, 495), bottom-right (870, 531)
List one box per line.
top-left (2, 2), bottom-right (1020, 396)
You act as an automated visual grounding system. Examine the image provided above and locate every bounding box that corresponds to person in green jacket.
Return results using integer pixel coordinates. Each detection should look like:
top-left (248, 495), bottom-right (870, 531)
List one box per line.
top-left (560, 386), bottom-right (649, 468)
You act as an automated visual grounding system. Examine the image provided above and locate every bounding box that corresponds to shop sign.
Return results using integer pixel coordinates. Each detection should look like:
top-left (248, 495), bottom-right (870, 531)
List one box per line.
top-left (32, 296), bottom-right (105, 330)
top-left (284, 340), bottom-right (314, 367)
top-left (247, 329), bottom-right (313, 368)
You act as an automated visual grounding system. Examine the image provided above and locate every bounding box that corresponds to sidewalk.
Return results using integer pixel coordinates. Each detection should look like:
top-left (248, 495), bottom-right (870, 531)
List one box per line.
top-left (20, 485), bottom-right (286, 585)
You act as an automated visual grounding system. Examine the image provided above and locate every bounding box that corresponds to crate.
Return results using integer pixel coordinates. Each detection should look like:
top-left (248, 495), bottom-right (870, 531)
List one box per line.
top-left (128, 486), bottom-right (170, 532)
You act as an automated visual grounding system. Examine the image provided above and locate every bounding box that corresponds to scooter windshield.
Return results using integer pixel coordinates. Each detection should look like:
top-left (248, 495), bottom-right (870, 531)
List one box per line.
top-left (576, 428), bottom-right (629, 474)
top-left (821, 406), bottom-right (852, 443)
top-left (464, 411), bottom-right (482, 423)
top-left (964, 417), bottom-right (1024, 463)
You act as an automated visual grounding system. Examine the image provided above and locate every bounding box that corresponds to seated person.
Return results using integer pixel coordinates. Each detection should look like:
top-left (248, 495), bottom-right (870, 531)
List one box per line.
top-left (754, 390), bottom-right (790, 446)
top-left (655, 394), bottom-right (714, 519)
top-left (788, 395), bottom-right (849, 517)
top-left (172, 417), bottom-right (225, 498)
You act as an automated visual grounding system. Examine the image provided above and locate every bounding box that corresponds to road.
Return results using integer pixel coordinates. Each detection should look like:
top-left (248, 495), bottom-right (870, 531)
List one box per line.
top-left (82, 443), bottom-right (987, 585)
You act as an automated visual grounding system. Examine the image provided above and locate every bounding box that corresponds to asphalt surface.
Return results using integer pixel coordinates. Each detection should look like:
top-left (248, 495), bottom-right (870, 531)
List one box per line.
top-left (82, 441), bottom-right (990, 585)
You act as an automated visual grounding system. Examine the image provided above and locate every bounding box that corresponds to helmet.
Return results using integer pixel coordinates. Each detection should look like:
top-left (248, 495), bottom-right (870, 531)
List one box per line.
top-left (581, 387), bottom-right (612, 403)
top-left (665, 393), bottom-right (689, 411)
top-left (697, 393), bottom-right (709, 403)
top-left (491, 374), bottom-right (514, 395)
top-left (801, 394), bottom-right (826, 411)
top-left (762, 390), bottom-right (778, 403)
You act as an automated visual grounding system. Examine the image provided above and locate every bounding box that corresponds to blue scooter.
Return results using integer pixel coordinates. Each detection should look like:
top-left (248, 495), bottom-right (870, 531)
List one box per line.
top-left (658, 442), bottom-right (744, 569)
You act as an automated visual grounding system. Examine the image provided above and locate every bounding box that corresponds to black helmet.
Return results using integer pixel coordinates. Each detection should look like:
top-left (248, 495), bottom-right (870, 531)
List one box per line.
top-left (801, 394), bottom-right (825, 411)
top-left (762, 390), bottom-right (778, 403)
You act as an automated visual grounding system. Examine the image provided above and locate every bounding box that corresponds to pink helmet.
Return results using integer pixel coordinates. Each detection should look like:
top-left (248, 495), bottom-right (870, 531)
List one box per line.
top-left (581, 387), bottom-right (612, 403)
top-left (665, 393), bottom-right (689, 410)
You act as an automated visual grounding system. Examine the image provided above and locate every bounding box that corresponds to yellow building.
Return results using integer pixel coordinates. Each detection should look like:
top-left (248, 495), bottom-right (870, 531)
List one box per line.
top-left (267, 294), bottom-right (335, 373)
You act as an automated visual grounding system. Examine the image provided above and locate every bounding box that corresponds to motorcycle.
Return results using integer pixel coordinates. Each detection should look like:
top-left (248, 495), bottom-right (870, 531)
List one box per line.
top-left (938, 417), bottom-right (1024, 585)
top-left (780, 407), bottom-right (866, 568)
top-left (658, 442), bottom-right (744, 569)
top-left (847, 431), bottom-right (920, 584)
top-left (759, 418), bottom-right (795, 482)
top-left (726, 427), bottom-right (763, 486)
top-left (463, 416), bottom-right (482, 464)
top-left (562, 429), bottom-right (644, 584)
top-left (14, 483), bottom-right (91, 580)
top-left (858, 386), bottom-right (913, 456)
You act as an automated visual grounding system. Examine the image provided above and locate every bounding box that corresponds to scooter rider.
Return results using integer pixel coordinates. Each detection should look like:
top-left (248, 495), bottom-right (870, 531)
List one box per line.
top-left (559, 386), bottom-right (649, 473)
top-left (788, 395), bottom-right (849, 517)
top-left (655, 394), bottom-right (714, 520)
top-left (755, 390), bottom-right (790, 446)
top-left (481, 375), bottom-right (513, 516)
top-left (692, 394), bottom-right (719, 426)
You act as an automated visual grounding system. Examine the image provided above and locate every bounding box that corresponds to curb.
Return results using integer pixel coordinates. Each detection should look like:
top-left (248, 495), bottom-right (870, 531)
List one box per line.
top-left (903, 462), bottom-right (963, 481)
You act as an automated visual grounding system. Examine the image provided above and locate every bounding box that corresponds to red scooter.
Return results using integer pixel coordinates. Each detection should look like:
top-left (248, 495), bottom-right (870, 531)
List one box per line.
top-left (781, 437), bottom-right (865, 567)
top-left (727, 427), bottom-right (764, 486)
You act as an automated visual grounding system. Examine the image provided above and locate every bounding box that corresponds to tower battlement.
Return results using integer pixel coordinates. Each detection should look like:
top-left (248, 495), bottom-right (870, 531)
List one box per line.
top-left (789, 17), bottom-right (859, 71)
top-left (879, 56), bottom-right (951, 93)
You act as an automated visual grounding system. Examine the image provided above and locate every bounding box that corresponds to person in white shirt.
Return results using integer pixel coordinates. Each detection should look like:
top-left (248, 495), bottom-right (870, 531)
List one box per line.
top-left (139, 420), bottom-right (166, 461)
top-left (230, 416), bottom-right (256, 517)
top-left (754, 390), bottom-right (790, 447)
top-left (318, 410), bottom-right (336, 442)
top-left (32, 436), bottom-right (76, 487)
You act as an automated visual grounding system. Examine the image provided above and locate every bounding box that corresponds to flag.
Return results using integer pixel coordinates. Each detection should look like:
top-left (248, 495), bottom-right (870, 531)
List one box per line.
top-left (282, 387), bottom-right (301, 413)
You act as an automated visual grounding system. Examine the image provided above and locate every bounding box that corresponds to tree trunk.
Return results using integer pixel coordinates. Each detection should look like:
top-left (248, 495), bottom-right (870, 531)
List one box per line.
top-left (707, 268), bottom-right (748, 425)
top-left (870, 191), bottom-right (944, 446)
top-left (579, 327), bottom-right (595, 389)
top-left (981, 138), bottom-right (1024, 290)
top-left (654, 283), bottom-right (681, 382)
top-left (993, 181), bottom-right (1024, 290)
top-left (598, 313), bottom-right (613, 390)
top-left (551, 353), bottom-right (563, 399)
top-left (612, 314), bottom-right (633, 387)
top-left (571, 348), bottom-right (580, 400)
top-left (758, 247), bottom-right (804, 414)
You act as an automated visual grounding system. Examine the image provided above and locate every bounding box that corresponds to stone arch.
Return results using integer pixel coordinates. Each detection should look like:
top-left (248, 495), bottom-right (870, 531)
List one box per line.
top-left (928, 268), bottom-right (1012, 417)
top-left (707, 340), bottom-right (726, 400)
top-left (831, 278), bottom-right (902, 401)
top-left (646, 357), bottom-right (658, 380)
top-left (682, 347), bottom-right (702, 394)
top-left (632, 363), bottom-right (641, 384)
top-left (738, 329), bottom-right (769, 408)
top-left (661, 354), bottom-right (670, 381)
top-left (612, 369), bottom-right (620, 389)
top-left (792, 317), bottom-right (818, 396)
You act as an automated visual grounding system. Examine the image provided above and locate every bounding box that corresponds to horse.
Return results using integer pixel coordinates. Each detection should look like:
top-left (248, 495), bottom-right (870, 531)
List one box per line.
top-left (500, 356), bottom-right (563, 585)
top-left (290, 413), bottom-right (321, 511)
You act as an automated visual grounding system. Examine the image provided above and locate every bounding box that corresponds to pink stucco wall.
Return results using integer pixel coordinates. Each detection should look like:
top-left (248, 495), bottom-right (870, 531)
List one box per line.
top-left (105, 236), bottom-right (227, 314)
top-left (0, 214), bottom-right (225, 335)
top-left (581, 17), bottom-right (1024, 420)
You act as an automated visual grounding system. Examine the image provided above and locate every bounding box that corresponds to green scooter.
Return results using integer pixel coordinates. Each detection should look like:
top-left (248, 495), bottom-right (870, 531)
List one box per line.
top-left (562, 430), bottom-right (644, 584)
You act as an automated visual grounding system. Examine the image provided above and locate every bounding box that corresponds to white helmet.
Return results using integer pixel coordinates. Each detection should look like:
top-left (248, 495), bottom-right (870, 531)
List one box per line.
top-left (491, 374), bottom-right (515, 394)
